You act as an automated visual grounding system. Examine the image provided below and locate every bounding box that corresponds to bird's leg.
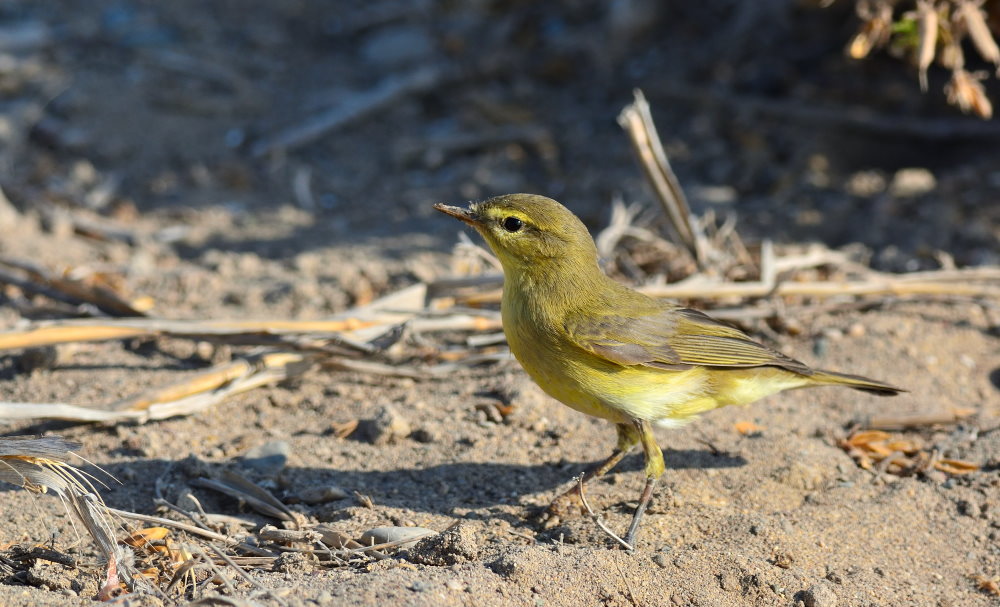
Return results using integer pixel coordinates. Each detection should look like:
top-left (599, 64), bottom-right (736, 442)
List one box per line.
top-left (545, 422), bottom-right (640, 520)
top-left (622, 419), bottom-right (664, 548)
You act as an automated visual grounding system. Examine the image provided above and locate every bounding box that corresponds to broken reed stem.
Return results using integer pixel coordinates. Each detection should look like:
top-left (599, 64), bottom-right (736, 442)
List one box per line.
top-left (618, 89), bottom-right (707, 267)
top-left (0, 350), bottom-right (315, 423)
top-left (0, 318), bottom-right (377, 351)
top-left (0, 311), bottom-right (501, 353)
top-left (862, 409), bottom-right (976, 430)
top-left (638, 277), bottom-right (1000, 300)
top-left (459, 273), bottom-right (1000, 306)
top-left (0, 256), bottom-right (147, 317)
top-left (108, 508), bottom-right (276, 557)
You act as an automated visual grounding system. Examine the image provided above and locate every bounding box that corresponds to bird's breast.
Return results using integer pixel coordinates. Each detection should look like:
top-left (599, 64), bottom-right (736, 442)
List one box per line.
top-left (501, 287), bottom-right (711, 423)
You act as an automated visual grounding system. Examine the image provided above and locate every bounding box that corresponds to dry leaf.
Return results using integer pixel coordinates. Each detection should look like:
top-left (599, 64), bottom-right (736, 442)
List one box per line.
top-left (884, 439), bottom-right (921, 454)
top-left (733, 421), bottom-right (764, 435)
top-left (123, 527), bottom-right (170, 549)
top-left (975, 576), bottom-right (1000, 597)
top-left (945, 69), bottom-right (993, 118)
top-left (845, 430), bottom-right (891, 447)
top-left (330, 419), bottom-right (359, 438)
top-left (933, 459), bottom-right (979, 475)
top-left (848, 0), bottom-right (894, 59)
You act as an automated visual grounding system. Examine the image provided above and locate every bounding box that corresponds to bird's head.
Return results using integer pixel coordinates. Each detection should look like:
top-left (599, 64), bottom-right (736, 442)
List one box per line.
top-left (434, 194), bottom-right (598, 275)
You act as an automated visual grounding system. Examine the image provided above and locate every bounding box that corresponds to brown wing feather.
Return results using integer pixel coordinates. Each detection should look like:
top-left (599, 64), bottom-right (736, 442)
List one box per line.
top-left (566, 305), bottom-right (812, 375)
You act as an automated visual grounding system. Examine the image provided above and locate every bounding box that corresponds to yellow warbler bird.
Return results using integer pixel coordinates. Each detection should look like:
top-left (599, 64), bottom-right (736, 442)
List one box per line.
top-left (434, 194), bottom-right (902, 547)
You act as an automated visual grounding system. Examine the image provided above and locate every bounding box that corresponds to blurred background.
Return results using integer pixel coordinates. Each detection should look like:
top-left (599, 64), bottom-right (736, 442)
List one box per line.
top-left (0, 0), bottom-right (998, 317)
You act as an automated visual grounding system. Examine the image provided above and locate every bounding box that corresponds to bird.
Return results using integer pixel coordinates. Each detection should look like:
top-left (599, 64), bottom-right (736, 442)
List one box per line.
top-left (434, 193), bottom-right (902, 547)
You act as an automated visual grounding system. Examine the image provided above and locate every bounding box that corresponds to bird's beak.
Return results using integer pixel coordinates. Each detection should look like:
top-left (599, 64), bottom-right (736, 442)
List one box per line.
top-left (433, 203), bottom-right (482, 226)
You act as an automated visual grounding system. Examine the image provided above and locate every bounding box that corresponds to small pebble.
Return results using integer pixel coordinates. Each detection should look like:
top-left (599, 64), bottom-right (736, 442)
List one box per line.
top-left (240, 440), bottom-right (290, 475)
top-left (847, 322), bottom-right (865, 338)
top-left (800, 582), bottom-right (837, 607)
top-left (360, 526), bottom-right (436, 550)
top-left (890, 167), bottom-right (935, 197)
top-left (361, 404), bottom-right (411, 445)
top-left (298, 486), bottom-right (350, 504)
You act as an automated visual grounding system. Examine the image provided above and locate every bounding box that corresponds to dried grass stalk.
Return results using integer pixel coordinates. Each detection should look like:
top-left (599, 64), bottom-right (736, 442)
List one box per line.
top-left (618, 89), bottom-right (708, 267)
top-left (0, 436), bottom-right (144, 597)
top-left (0, 350), bottom-right (316, 423)
top-left (848, 0), bottom-right (894, 58)
top-left (0, 256), bottom-right (147, 317)
top-left (956, 0), bottom-right (1000, 68)
top-left (915, 0), bottom-right (939, 92)
top-left (946, 68), bottom-right (993, 118)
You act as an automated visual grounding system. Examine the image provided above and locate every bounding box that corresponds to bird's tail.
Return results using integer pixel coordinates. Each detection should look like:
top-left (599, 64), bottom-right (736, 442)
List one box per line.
top-left (810, 369), bottom-right (904, 396)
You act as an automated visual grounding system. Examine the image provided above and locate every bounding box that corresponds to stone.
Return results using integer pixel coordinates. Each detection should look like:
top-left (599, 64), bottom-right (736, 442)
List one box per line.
top-left (240, 440), bottom-right (291, 475)
top-left (799, 582), bottom-right (837, 607)
top-left (360, 404), bottom-right (411, 445)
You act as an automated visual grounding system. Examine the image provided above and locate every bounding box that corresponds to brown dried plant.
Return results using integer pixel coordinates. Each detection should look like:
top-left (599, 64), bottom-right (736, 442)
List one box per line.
top-left (844, 0), bottom-right (1000, 118)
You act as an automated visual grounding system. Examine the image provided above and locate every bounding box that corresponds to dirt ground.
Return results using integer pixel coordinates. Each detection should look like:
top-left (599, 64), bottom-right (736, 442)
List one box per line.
top-left (1, 2), bottom-right (999, 606)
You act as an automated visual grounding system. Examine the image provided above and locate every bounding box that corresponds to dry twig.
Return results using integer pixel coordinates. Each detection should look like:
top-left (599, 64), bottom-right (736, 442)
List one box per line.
top-left (0, 436), bottom-right (141, 596)
top-left (251, 65), bottom-right (451, 157)
top-left (576, 475), bottom-right (633, 551)
top-left (618, 89), bottom-right (707, 267)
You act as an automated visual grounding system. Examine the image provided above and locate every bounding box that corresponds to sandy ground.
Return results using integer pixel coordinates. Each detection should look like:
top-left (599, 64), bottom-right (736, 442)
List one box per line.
top-left (1, 1), bottom-right (999, 606)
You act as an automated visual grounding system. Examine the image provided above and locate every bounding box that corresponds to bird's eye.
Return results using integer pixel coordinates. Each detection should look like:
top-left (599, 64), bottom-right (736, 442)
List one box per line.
top-left (502, 216), bottom-right (524, 232)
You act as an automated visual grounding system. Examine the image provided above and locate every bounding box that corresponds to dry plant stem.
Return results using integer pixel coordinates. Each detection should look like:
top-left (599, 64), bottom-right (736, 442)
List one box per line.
top-left (163, 558), bottom-right (200, 595)
top-left (576, 475), bottom-right (633, 551)
top-left (0, 268), bottom-right (104, 311)
top-left (211, 557), bottom-right (275, 603)
top-left (187, 545), bottom-right (240, 598)
top-left (191, 472), bottom-right (296, 523)
top-left (637, 276), bottom-right (1000, 300)
top-left (618, 89), bottom-right (707, 267)
top-left (0, 436), bottom-right (137, 593)
top-left (461, 271), bottom-right (1000, 306)
top-left (0, 256), bottom-right (145, 317)
top-left (915, 0), bottom-right (937, 92)
top-left (0, 350), bottom-right (313, 423)
top-left (107, 507), bottom-right (276, 557)
top-left (204, 544), bottom-right (289, 607)
top-left (154, 498), bottom-right (217, 534)
top-left (863, 409), bottom-right (976, 430)
top-left (38, 204), bottom-right (138, 246)
top-left (612, 553), bottom-right (641, 607)
top-left (0, 311), bottom-right (501, 352)
top-left (251, 64), bottom-right (450, 157)
top-left (0, 318), bottom-right (376, 351)
top-left (432, 260), bottom-right (999, 302)
top-left (111, 357), bottom-right (259, 411)
top-left (957, 0), bottom-right (1000, 68)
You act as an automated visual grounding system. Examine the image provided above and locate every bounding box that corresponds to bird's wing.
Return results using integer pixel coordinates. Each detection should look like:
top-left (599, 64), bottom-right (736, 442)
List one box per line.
top-left (565, 306), bottom-right (812, 374)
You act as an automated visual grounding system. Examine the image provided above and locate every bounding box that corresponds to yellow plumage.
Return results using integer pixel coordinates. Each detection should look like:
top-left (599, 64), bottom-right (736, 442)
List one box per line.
top-left (435, 193), bottom-right (902, 547)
